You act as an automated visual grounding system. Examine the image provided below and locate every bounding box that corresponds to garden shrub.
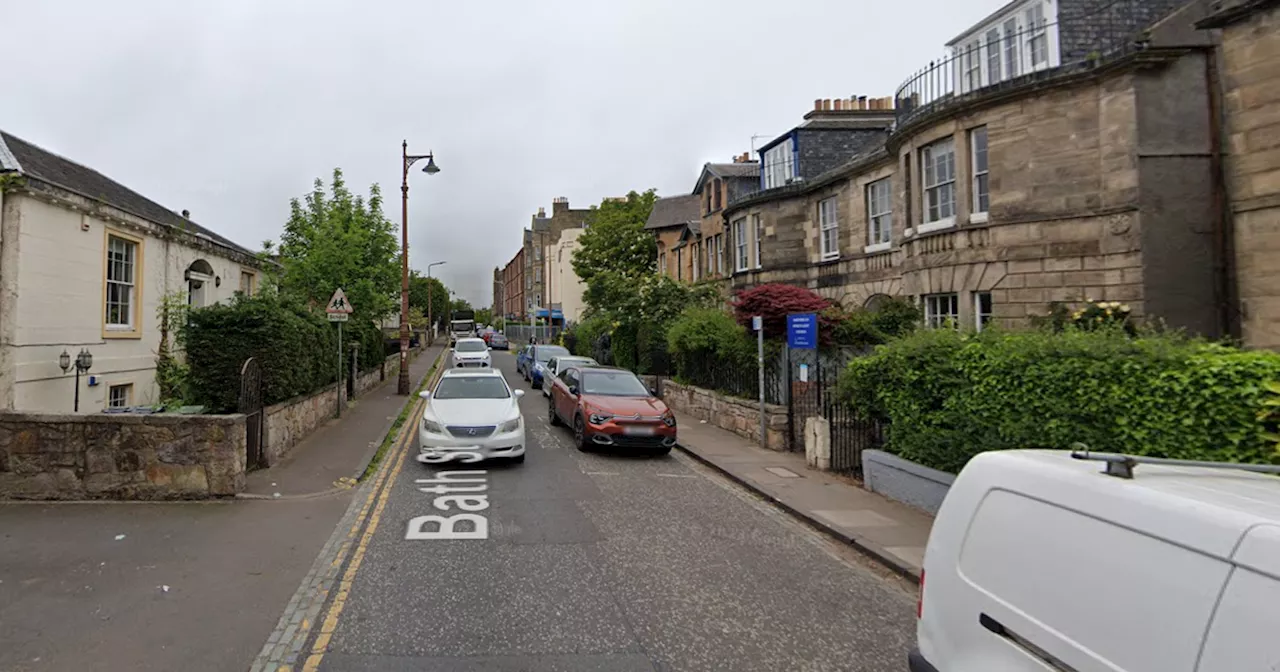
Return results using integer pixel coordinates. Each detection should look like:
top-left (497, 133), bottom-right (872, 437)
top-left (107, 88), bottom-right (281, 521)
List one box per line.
top-left (832, 297), bottom-right (922, 349)
top-left (667, 307), bottom-right (755, 381)
top-left (568, 316), bottom-right (610, 358)
top-left (182, 295), bottom-right (338, 413)
top-left (840, 327), bottom-right (1280, 473)
top-left (731, 283), bottom-right (839, 343)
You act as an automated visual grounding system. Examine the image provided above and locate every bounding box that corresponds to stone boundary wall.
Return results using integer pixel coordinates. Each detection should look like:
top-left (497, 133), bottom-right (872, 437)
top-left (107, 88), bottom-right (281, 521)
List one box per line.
top-left (0, 412), bottom-right (246, 500)
top-left (264, 352), bottom-right (404, 467)
top-left (658, 379), bottom-right (788, 451)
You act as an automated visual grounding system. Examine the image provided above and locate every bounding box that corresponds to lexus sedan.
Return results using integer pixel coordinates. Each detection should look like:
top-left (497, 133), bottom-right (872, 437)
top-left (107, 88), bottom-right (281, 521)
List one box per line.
top-left (548, 365), bottom-right (675, 455)
top-left (418, 369), bottom-right (525, 464)
top-left (451, 337), bottom-right (492, 368)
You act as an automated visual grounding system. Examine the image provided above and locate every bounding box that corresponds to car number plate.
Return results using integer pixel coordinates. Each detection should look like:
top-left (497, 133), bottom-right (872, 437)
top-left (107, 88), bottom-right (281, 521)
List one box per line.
top-left (623, 425), bottom-right (655, 436)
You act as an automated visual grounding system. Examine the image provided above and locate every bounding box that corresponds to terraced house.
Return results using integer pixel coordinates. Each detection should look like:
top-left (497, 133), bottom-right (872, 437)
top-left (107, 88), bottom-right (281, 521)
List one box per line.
top-left (723, 0), bottom-right (1250, 338)
top-left (0, 131), bottom-right (268, 412)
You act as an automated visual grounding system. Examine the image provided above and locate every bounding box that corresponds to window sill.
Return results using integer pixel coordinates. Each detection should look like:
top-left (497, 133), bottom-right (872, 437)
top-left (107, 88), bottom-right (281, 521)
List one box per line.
top-left (863, 242), bottom-right (892, 254)
top-left (970, 212), bottom-right (989, 224)
top-left (103, 327), bottom-right (141, 339)
top-left (916, 218), bottom-right (956, 235)
top-left (819, 254), bottom-right (840, 264)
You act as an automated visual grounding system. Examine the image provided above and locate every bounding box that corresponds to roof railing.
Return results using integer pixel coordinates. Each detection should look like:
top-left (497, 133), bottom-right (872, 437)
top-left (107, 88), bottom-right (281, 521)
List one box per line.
top-left (1070, 443), bottom-right (1280, 480)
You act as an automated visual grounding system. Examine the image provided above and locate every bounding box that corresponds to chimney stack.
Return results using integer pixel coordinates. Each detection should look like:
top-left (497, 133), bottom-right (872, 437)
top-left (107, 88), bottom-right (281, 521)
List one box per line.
top-left (537, 207), bottom-right (546, 218)
top-left (552, 197), bottom-right (570, 215)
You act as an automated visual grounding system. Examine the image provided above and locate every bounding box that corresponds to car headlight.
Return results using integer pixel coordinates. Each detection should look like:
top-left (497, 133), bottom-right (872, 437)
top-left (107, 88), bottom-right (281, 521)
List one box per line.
top-left (588, 413), bottom-right (613, 426)
top-left (421, 417), bottom-right (445, 434)
top-left (497, 417), bottom-right (520, 433)
top-left (662, 411), bottom-right (676, 427)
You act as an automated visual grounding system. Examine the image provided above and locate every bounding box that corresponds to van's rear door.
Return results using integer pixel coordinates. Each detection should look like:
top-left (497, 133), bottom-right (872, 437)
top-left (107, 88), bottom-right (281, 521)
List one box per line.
top-left (1196, 524), bottom-right (1280, 671)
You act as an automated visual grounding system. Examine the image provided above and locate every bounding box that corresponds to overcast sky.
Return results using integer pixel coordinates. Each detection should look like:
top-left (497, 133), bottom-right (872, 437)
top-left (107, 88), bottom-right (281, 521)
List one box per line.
top-left (5, 0), bottom-right (997, 307)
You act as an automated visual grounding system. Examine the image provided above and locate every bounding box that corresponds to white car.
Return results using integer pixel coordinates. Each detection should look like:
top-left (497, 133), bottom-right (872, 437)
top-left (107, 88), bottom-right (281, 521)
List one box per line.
top-left (418, 369), bottom-right (525, 464)
top-left (451, 337), bottom-right (491, 368)
top-left (541, 355), bottom-right (599, 397)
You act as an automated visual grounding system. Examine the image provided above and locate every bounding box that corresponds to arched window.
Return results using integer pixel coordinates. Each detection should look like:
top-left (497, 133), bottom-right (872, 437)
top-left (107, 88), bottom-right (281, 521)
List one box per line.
top-left (186, 260), bottom-right (215, 308)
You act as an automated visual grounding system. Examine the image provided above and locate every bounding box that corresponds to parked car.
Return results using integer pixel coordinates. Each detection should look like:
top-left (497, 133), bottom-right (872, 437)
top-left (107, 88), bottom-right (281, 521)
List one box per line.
top-left (547, 365), bottom-right (675, 455)
top-left (417, 369), bottom-right (525, 464)
top-left (910, 449), bottom-right (1280, 672)
top-left (515, 345), bottom-right (533, 377)
top-left (541, 355), bottom-right (598, 397)
top-left (525, 345), bottom-right (570, 386)
top-left (451, 337), bottom-right (492, 368)
top-left (489, 333), bottom-right (509, 350)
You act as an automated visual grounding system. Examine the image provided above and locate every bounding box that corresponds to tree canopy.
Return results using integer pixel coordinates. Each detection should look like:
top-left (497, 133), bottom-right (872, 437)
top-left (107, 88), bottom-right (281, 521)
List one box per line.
top-left (276, 169), bottom-right (398, 322)
top-left (407, 271), bottom-right (451, 330)
top-left (572, 190), bottom-right (660, 315)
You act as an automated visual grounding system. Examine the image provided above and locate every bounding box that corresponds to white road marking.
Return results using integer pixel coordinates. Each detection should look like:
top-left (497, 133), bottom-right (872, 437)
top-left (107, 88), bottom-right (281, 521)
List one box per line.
top-left (584, 471), bottom-right (620, 476)
top-left (654, 473), bottom-right (698, 478)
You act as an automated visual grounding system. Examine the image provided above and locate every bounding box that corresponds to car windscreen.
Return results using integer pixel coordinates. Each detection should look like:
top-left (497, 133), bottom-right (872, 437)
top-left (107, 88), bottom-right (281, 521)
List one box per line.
top-left (433, 377), bottom-right (510, 400)
top-left (535, 347), bottom-right (570, 363)
top-left (581, 371), bottom-right (649, 396)
top-left (455, 341), bottom-right (487, 353)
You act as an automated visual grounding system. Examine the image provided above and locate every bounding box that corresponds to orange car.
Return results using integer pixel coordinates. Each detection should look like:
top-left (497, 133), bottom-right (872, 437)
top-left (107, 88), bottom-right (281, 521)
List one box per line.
top-left (547, 365), bottom-right (676, 454)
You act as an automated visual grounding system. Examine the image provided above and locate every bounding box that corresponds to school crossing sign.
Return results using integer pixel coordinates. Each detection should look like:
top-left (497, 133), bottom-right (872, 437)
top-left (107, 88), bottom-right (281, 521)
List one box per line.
top-left (326, 288), bottom-right (352, 322)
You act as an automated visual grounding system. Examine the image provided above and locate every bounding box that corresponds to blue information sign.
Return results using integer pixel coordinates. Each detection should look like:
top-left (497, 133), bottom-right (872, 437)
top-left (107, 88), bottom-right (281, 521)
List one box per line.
top-left (787, 313), bottom-right (817, 349)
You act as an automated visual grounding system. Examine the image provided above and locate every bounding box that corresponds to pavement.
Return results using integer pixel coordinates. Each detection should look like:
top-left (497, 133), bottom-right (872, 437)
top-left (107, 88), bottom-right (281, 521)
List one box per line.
top-left (269, 352), bottom-right (917, 672)
top-left (672, 413), bottom-right (934, 582)
top-left (245, 346), bottom-right (444, 498)
top-left (0, 347), bottom-right (444, 672)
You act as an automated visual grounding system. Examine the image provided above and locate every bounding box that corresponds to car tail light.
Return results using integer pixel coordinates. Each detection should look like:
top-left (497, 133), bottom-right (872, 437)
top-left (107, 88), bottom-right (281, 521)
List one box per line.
top-left (917, 569), bottom-right (925, 619)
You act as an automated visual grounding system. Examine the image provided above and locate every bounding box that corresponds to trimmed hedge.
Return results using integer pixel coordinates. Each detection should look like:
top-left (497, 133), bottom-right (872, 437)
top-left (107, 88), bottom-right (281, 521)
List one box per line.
top-left (840, 328), bottom-right (1280, 473)
top-left (182, 295), bottom-right (339, 413)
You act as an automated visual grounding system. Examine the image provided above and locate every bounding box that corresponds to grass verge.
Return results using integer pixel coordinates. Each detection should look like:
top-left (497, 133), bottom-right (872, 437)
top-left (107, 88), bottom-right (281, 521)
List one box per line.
top-left (359, 352), bottom-right (441, 481)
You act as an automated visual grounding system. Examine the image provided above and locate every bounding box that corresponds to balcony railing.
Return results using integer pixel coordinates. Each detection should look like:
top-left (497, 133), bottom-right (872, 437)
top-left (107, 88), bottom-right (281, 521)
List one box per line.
top-left (893, 0), bottom-right (1166, 129)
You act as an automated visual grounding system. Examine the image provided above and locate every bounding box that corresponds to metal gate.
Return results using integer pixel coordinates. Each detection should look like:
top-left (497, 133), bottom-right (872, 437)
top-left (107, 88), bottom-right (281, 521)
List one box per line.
top-left (824, 399), bottom-right (883, 475)
top-left (785, 346), bottom-right (862, 452)
top-left (240, 357), bottom-right (265, 470)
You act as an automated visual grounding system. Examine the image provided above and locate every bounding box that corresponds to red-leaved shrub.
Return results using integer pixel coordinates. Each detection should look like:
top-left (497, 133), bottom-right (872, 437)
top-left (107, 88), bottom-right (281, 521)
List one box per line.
top-left (731, 283), bottom-right (841, 343)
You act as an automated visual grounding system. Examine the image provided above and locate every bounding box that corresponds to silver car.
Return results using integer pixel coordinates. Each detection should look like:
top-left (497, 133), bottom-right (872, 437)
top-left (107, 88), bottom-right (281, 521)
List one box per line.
top-left (541, 355), bottom-right (598, 397)
top-left (418, 369), bottom-right (526, 464)
top-left (451, 337), bottom-right (492, 368)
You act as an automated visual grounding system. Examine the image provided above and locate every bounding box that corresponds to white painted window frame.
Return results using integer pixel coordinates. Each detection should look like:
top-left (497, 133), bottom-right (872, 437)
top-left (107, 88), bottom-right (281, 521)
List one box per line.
top-left (920, 138), bottom-right (957, 232)
top-left (925, 293), bottom-right (960, 330)
top-left (974, 291), bottom-right (994, 331)
top-left (108, 383), bottom-right (132, 408)
top-left (752, 214), bottom-right (763, 269)
top-left (953, 0), bottom-right (1061, 95)
top-left (105, 235), bottom-right (138, 330)
top-left (865, 178), bottom-right (893, 252)
top-left (734, 218), bottom-right (749, 272)
top-left (763, 140), bottom-right (795, 190)
top-left (818, 197), bottom-right (839, 261)
top-left (970, 126), bottom-right (990, 223)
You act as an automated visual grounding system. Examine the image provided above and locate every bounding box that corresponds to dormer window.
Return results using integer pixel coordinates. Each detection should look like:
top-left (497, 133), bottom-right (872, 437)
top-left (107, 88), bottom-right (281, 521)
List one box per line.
top-left (953, 0), bottom-right (1058, 95)
top-left (762, 140), bottom-right (796, 190)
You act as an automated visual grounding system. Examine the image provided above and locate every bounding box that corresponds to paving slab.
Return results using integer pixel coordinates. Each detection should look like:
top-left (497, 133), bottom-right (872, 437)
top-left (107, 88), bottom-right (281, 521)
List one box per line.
top-left (672, 411), bottom-right (933, 582)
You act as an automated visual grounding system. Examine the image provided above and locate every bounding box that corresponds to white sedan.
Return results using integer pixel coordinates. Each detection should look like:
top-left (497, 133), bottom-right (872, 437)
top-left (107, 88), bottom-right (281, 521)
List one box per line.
top-left (541, 355), bottom-right (599, 397)
top-left (451, 337), bottom-right (492, 368)
top-left (418, 369), bottom-right (525, 464)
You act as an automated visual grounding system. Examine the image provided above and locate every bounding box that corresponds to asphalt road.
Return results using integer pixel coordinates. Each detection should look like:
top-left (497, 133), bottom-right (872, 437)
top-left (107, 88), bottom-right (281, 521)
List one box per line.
top-left (307, 353), bottom-right (916, 671)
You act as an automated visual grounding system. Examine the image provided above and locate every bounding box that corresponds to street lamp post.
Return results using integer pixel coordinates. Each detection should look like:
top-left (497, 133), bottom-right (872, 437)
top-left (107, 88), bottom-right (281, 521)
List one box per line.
top-left (58, 348), bottom-right (93, 412)
top-left (399, 140), bottom-right (440, 395)
top-left (426, 260), bottom-right (447, 346)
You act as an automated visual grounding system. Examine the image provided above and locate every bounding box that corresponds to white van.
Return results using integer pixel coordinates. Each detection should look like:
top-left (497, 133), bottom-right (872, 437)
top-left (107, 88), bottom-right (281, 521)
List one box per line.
top-left (911, 449), bottom-right (1280, 672)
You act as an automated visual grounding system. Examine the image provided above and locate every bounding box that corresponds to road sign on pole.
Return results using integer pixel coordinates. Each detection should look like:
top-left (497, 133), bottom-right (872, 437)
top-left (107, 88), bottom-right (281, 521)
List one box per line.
top-left (753, 315), bottom-right (765, 448)
top-left (327, 288), bottom-right (353, 419)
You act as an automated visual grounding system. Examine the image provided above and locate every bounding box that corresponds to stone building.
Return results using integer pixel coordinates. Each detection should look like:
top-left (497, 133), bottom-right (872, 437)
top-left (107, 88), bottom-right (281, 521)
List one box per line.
top-left (691, 157), bottom-right (759, 282)
top-left (524, 198), bottom-right (591, 323)
top-left (0, 130), bottom-right (268, 412)
top-left (724, 0), bottom-right (1234, 336)
top-left (645, 194), bottom-right (701, 280)
top-left (491, 266), bottom-right (504, 323)
top-left (1198, 0), bottom-right (1280, 348)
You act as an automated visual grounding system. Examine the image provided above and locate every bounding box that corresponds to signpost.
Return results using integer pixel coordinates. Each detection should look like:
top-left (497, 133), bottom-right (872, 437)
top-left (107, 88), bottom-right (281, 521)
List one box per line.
top-left (753, 316), bottom-right (765, 448)
top-left (327, 289), bottom-right (354, 418)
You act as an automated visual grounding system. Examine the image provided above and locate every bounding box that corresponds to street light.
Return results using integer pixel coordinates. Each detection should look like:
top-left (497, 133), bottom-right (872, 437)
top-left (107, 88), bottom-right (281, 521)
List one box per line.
top-left (58, 348), bottom-right (93, 412)
top-left (400, 140), bottom-right (440, 395)
top-left (426, 260), bottom-right (446, 345)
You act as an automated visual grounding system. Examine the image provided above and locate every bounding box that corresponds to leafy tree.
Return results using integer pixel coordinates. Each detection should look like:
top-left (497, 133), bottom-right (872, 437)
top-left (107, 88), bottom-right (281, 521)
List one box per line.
top-left (475, 308), bottom-right (494, 326)
top-left (451, 298), bottom-right (473, 313)
top-left (572, 190), bottom-right (658, 311)
top-left (276, 169), bottom-right (399, 325)
top-left (408, 271), bottom-right (450, 330)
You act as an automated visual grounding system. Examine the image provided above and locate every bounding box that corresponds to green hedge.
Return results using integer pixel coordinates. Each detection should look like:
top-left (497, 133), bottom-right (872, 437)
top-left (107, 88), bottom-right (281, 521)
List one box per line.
top-left (182, 295), bottom-right (339, 413)
top-left (840, 328), bottom-right (1280, 473)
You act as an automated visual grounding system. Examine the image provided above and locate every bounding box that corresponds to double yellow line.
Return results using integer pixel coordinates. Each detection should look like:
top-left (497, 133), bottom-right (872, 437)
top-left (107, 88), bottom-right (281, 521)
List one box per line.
top-left (299, 383), bottom-right (432, 671)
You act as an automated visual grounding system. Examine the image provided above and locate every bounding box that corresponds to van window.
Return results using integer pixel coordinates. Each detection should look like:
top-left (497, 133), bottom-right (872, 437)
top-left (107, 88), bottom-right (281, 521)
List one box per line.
top-left (1197, 524), bottom-right (1280, 671)
top-left (958, 490), bottom-right (1229, 672)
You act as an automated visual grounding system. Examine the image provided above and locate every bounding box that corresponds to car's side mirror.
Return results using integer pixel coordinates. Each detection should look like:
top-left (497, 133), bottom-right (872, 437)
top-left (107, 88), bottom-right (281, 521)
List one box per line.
top-left (418, 391), bottom-right (431, 400)
top-left (649, 387), bottom-right (658, 397)
top-left (568, 385), bottom-right (579, 397)
top-left (514, 389), bottom-right (525, 399)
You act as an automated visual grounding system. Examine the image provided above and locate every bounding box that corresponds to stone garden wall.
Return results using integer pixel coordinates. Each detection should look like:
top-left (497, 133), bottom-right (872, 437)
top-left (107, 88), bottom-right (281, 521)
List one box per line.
top-left (659, 379), bottom-right (789, 450)
top-left (0, 412), bottom-right (246, 500)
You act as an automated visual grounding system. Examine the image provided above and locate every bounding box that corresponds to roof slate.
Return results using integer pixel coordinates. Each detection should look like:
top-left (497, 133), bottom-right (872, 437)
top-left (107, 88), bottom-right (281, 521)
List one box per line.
top-left (644, 194), bottom-right (701, 230)
top-left (0, 130), bottom-right (256, 257)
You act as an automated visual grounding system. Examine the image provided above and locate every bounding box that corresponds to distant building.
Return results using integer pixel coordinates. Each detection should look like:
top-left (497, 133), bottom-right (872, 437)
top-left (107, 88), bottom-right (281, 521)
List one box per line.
top-left (546, 228), bottom-right (588, 324)
top-left (0, 130), bottom-right (269, 412)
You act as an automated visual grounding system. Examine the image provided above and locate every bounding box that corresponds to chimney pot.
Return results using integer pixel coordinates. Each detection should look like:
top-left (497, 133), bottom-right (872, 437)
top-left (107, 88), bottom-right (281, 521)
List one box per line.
top-left (859, 95), bottom-right (868, 110)
top-left (824, 99), bottom-right (833, 110)
top-left (537, 207), bottom-right (545, 217)
top-left (814, 98), bottom-right (823, 111)
top-left (833, 99), bottom-right (844, 111)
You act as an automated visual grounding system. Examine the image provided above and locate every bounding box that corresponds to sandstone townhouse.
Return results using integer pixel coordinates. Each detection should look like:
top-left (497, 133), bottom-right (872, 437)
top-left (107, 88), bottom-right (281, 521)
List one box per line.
top-left (0, 131), bottom-right (269, 412)
top-left (692, 0), bottom-right (1279, 344)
